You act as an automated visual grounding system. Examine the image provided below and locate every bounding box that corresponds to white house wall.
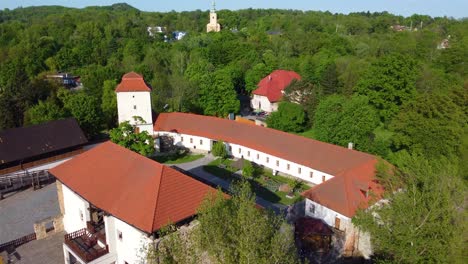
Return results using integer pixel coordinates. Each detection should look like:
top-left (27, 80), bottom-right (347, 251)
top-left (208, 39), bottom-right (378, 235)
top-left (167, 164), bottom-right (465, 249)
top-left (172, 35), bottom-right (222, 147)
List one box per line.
top-left (305, 199), bottom-right (351, 231)
top-left (117, 91), bottom-right (153, 134)
top-left (62, 184), bottom-right (90, 233)
top-left (251, 95), bottom-right (276, 113)
top-left (112, 217), bottom-right (152, 264)
top-left (158, 132), bottom-right (212, 152)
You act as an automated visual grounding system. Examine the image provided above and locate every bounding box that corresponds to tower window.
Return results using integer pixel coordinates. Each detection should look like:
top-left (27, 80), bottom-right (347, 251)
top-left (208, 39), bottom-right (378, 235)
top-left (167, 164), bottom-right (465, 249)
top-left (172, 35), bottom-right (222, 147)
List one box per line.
top-left (133, 105), bottom-right (137, 110)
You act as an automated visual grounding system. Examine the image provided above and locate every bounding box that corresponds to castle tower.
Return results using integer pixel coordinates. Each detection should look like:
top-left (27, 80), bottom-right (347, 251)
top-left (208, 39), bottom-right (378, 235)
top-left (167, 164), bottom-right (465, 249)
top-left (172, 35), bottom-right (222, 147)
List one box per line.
top-left (206, 0), bottom-right (221, 32)
top-left (115, 72), bottom-right (153, 134)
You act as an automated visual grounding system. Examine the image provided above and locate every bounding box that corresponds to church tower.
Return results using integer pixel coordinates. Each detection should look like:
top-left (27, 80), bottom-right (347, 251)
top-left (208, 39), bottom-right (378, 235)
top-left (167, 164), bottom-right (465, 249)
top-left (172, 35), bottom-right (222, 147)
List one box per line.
top-left (206, 0), bottom-right (221, 32)
top-left (115, 72), bottom-right (153, 135)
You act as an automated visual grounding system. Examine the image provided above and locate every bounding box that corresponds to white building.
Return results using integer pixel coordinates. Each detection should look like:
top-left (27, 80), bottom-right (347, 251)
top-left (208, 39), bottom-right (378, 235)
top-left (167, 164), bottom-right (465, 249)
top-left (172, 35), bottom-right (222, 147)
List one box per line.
top-left (115, 72), bottom-right (385, 257)
top-left (50, 142), bottom-right (218, 264)
top-left (206, 1), bottom-right (221, 32)
top-left (251, 70), bottom-right (301, 113)
top-left (115, 72), bottom-right (154, 134)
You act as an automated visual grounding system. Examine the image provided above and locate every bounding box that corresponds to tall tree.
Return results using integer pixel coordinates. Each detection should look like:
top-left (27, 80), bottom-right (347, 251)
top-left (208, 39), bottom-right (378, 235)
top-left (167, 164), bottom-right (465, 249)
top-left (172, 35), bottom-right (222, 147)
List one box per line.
top-left (101, 79), bottom-right (118, 129)
top-left (266, 102), bottom-right (307, 133)
top-left (61, 91), bottom-right (102, 138)
top-left (353, 154), bottom-right (466, 263)
top-left (355, 54), bottom-right (418, 123)
top-left (199, 68), bottom-right (240, 117)
top-left (314, 95), bottom-right (380, 152)
top-left (23, 100), bottom-right (66, 125)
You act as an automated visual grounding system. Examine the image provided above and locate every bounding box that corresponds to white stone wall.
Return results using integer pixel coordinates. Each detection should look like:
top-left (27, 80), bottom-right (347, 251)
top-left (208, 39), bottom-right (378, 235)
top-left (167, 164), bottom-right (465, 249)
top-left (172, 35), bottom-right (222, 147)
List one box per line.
top-left (251, 94), bottom-right (276, 113)
top-left (154, 131), bottom-right (334, 185)
top-left (117, 91), bottom-right (153, 134)
top-left (62, 184), bottom-right (90, 233)
top-left (158, 132), bottom-right (212, 152)
top-left (304, 199), bottom-right (351, 231)
top-left (227, 143), bottom-right (334, 185)
top-left (112, 217), bottom-right (152, 264)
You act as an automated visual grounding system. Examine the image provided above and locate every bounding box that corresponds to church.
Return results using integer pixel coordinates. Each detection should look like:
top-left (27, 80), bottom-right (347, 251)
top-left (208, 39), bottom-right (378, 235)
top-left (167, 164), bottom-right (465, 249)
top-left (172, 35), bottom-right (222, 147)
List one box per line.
top-left (206, 0), bottom-right (221, 32)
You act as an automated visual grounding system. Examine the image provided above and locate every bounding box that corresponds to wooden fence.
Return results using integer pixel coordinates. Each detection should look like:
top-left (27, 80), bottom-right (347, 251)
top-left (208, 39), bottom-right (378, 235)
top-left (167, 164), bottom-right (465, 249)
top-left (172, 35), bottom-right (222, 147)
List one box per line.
top-left (0, 233), bottom-right (37, 252)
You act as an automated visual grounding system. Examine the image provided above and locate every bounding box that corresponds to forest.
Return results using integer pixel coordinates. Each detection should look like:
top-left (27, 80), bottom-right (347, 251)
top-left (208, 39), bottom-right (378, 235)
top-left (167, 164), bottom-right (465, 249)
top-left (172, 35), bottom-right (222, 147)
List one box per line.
top-left (0, 3), bottom-right (466, 262)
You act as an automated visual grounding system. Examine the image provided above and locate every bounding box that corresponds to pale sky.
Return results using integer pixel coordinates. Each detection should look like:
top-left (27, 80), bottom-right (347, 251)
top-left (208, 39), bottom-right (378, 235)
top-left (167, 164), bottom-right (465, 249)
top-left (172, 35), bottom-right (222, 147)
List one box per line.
top-left (1, 1), bottom-right (467, 18)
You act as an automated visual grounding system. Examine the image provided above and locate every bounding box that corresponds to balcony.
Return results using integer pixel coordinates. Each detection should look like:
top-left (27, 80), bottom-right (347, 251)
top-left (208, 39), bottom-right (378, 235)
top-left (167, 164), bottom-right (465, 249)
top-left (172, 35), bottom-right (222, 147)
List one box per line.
top-left (64, 228), bottom-right (108, 263)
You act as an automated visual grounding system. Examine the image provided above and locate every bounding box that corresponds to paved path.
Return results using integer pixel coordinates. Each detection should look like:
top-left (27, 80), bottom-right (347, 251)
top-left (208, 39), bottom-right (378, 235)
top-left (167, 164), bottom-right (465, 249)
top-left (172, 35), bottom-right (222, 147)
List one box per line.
top-left (0, 184), bottom-right (60, 244)
top-left (172, 155), bottom-right (287, 214)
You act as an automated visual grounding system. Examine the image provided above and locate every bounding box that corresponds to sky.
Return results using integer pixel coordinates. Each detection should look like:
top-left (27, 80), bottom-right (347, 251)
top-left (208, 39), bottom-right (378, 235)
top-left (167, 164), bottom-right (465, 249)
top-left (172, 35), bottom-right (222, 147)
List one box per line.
top-left (1, 0), bottom-right (467, 18)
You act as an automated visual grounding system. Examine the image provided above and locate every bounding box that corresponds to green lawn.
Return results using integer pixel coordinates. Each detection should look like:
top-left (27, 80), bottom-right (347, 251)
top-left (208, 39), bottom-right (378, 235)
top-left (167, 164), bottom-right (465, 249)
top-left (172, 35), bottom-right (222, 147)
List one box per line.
top-left (152, 153), bottom-right (204, 164)
top-left (203, 158), bottom-right (308, 205)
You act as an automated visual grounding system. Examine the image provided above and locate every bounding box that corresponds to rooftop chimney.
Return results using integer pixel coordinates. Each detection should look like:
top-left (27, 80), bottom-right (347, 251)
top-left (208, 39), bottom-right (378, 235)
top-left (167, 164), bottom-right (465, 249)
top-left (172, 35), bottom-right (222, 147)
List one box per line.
top-left (268, 75), bottom-right (272, 81)
top-left (348, 142), bottom-right (353, 150)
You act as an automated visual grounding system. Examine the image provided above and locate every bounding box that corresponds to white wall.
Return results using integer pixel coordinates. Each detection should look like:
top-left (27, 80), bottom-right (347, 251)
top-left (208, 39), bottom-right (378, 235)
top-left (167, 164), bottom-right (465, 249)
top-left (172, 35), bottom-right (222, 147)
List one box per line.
top-left (117, 91), bottom-right (153, 134)
top-left (251, 95), bottom-right (276, 113)
top-left (62, 184), bottom-right (90, 233)
top-left (227, 142), bottom-right (334, 185)
top-left (158, 132), bottom-right (212, 152)
top-left (112, 217), bottom-right (152, 264)
top-left (304, 199), bottom-right (351, 231)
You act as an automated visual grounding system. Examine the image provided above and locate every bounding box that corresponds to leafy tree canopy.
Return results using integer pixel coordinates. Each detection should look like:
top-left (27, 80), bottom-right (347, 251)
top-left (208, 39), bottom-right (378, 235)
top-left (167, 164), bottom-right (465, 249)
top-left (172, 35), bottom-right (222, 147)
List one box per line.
top-left (109, 120), bottom-right (155, 156)
top-left (266, 101), bottom-right (307, 133)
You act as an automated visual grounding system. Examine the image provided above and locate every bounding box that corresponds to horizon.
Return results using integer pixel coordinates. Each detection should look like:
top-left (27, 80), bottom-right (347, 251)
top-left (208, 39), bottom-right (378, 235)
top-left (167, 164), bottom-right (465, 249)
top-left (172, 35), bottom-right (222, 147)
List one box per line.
top-left (1, 1), bottom-right (467, 19)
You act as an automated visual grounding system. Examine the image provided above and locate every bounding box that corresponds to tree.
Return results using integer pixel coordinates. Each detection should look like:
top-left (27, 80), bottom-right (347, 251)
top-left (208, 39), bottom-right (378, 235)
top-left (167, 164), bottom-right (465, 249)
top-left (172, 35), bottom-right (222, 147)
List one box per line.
top-left (198, 68), bottom-right (240, 117)
top-left (101, 79), bottom-right (118, 129)
top-left (353, 154), bottom-right (465, 263)
top-left (355, 54), bottom-right (418, 122)
top-left (195, 181), bottom-right (300, 264)
top-left (242, 160), bottom-right (254, 179)
top-left (266, 102), bottom-right (307, 133)
top-left (244, 63), bottom-right (270, 93)
top-left (23, 100), bottom-right (66, 125)
top-left (389, 91), bottom-right (466, 159)
top-left (212, 141), bottom-right (228, 159)
top-left (314, 95), bottom-right (380, 152)
top-left (283, 79), bottom-right (321, 125)
top-left (62, 91), bottom-right (102, 138)
top-left (109, 120), bottom-right (155, 156)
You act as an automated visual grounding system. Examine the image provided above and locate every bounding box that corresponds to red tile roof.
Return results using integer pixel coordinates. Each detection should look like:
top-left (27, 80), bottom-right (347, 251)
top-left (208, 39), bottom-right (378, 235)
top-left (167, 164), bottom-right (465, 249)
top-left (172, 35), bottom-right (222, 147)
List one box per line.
top-left (115, 72), bottom-right (151, 92)
top-left (153, 112), bottom-right (383, 218)
top-left (50, 141), bottom-right (217, 233)
top-left (253, 70), bottom-right (301, 102)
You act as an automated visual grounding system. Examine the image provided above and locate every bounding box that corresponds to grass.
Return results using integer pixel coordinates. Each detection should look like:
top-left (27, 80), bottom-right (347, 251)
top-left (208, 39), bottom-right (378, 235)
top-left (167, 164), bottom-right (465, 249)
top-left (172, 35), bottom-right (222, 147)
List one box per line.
top-left (298, 128), bottom-right (316, 139)
top-left (203, 158), bottom-right (308, 205)
top-left (152, 153), bottom-right (204, 164)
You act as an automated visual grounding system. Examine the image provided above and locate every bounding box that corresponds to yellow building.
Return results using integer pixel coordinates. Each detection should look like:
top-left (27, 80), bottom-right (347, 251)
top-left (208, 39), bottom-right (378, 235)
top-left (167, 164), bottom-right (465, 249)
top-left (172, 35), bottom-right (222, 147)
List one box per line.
top-left (206, 0), bottom-right (221, 32)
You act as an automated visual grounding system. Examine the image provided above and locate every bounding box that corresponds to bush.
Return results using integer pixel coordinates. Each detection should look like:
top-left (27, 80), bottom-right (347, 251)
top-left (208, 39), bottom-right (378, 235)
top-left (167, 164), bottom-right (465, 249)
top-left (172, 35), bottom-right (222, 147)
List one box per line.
top-left (212, 141), bottom-right (228, 158)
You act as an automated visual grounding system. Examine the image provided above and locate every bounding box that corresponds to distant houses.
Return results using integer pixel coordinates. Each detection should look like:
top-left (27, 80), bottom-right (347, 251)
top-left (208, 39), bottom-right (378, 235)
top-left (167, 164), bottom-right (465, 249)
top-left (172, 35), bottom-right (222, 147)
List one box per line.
top-left (46, 73), bottom-right (82, 90)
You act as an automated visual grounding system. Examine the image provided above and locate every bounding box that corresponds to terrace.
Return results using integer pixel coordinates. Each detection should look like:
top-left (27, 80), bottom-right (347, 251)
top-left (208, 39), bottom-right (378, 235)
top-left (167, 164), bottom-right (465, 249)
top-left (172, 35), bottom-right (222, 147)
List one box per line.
top-left (64, 228), bottom-right (108, 263)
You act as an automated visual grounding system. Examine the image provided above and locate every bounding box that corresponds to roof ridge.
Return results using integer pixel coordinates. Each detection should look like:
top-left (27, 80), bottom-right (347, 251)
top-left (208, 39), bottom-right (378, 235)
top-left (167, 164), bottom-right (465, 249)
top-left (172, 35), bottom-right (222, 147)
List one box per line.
top-left (151, 164), bottom-right (165, 231)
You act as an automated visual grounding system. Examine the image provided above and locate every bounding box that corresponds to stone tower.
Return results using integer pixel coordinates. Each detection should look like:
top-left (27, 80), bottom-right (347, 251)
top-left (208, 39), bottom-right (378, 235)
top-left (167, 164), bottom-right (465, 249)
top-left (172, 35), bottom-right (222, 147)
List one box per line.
top-left (206, 0), bottom-right (221, 32)
top-left (115, 72), bottom-right (153, 135)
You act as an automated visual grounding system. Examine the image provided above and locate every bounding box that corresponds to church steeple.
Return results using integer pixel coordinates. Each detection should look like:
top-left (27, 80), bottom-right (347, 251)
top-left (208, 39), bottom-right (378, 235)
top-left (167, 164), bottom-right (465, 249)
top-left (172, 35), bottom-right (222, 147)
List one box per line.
top-left (206, 0), bottom-right (221, 32)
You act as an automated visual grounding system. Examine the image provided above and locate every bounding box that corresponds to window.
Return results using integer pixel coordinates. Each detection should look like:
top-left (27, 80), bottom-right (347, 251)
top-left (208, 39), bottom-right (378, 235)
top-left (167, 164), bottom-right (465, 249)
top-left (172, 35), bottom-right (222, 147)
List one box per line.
top-left (256, 153), bottom-right (259, 160)
top-left (266, 157), bottom-right (269, 163)
top-left (238, 148), bottom-right (241, 154)
top-left (287, 164), bottom-right (290, 170)
top-left (309, 204), bottom-right (315, 214)
top-left (200, 139), bottom-right (203, 145)
top-left (247, 151), bottom-right (250, 157)
top-left (190, 138), bottom-right (193, 144)
top-left (335, 217), bottom-right (341, 230)
top-left (181, 136), bottom-right (184, 142)
top-left (133, 105), bottom-right (137, 110)
top-left (310, 171), bottom-right (313, 178)
top-left (229, 146), bottom-right (232, 152)
top-left (298, 167), bottom-right (301, 174)
top-left (117, 230), bottom-right (123, 241)
top-left (79, 209), bottom-right (83, 221)
top-left (276, 160), bottom-right (279, 166)
top-left (132, 95), bottom-right (135, 98)
top-left (322, 175), bottom-right (326, 182)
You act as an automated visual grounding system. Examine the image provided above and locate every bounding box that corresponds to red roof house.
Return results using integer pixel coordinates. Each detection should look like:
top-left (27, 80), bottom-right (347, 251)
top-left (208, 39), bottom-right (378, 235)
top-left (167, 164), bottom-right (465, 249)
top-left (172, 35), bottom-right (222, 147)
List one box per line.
top-left (251, 70), bottom-right (301, 112)
top-left (50, 141), bottom-right (218, 233)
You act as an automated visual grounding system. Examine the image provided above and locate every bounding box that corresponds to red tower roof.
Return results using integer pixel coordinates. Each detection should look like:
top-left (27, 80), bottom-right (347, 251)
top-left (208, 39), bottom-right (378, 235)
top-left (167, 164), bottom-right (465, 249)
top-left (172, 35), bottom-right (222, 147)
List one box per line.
top-left (115, 72), bottom-right (151, 92)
